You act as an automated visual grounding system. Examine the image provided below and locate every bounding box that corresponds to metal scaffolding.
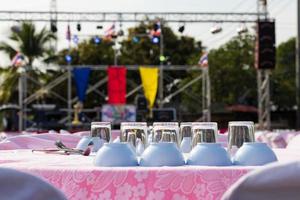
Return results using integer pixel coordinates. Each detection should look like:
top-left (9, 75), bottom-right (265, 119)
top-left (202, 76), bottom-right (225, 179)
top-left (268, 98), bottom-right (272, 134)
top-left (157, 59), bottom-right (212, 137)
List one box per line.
top-left (18, 65), bottom-right (207, 131)
top-left (257, 70), bottom-right (271, 130)
top-left (256, 0), bottom-right (272, 130)
top-left (0, 11), bottom-right (262, 23)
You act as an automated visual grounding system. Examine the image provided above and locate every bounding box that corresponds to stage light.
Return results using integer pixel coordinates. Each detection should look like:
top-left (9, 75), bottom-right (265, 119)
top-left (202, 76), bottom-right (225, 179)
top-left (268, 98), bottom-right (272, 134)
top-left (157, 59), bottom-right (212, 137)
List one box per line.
top-left (65, 55), bottom-right (72, 63)
top-left (237, 24), bottom-right (248, 34)
top-left (11, 25), bottom-right (21, 33)
top-left (77, 23), bottom-right (81, 32)
top-left (159, 55), bottom-right (166, 62)
top-left (178, 25), bottom-right (185, 33)
top-left (132, 36), bottom-right (139, 43)
top-left (73, 35), bottom-right (79, 44)
top-left (94, 36), bottom-right (101, 44)
top-left (152, 36), bottom-right (159, 44)
top-left (50, 21), bottom-right (57, 33)
top-left (118, 29), bottom-right (124, 36)
top-left (210, 25), bottom-right (222, 34)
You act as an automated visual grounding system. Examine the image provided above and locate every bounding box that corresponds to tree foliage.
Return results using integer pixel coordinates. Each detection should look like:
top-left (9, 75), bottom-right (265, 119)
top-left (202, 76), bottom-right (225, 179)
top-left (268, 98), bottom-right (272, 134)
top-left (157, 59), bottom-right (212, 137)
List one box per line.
top-left (180, 34), bottom-right (257, 113)
top-left (272, 37), bottom-right (296, 110)
top-left (0, 21), bottom-right (56, 66)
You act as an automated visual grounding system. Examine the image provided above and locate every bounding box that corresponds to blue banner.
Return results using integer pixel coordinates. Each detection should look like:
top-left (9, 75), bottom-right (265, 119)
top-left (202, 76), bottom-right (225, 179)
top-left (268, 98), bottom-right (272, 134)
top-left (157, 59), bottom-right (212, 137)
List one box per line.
top-left (73, 68), bottom-right (91, 102)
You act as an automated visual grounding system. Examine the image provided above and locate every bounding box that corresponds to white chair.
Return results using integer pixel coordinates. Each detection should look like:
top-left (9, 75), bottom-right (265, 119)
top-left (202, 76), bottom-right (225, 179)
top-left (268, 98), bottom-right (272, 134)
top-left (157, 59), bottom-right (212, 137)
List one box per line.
top-left (222, 161), bottom-right (300, 200)
top-left (0, 168), bottom-right (66, 200)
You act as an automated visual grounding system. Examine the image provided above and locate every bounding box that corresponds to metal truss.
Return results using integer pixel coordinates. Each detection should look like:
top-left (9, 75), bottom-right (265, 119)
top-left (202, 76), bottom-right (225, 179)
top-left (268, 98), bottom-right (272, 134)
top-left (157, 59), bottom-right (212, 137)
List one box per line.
top-left (18, 65), bottom-right (207, 131)
top-left (0, 11), bottom-right (262, 23)
top-left (257, 70), bottom-right (271, 130)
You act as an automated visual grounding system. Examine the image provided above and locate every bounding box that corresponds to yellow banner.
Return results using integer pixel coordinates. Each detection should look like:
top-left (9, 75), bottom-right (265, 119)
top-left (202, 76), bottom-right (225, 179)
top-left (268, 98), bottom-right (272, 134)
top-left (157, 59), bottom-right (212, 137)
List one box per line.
top-left (139, 67), bottom-right (159, 108)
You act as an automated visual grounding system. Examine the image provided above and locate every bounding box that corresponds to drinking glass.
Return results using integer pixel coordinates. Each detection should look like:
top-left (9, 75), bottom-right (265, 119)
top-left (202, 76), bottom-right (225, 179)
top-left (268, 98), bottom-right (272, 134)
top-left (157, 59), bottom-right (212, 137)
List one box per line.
top-left (191, 122), bottom-right (218, 148)
top-left (120, 122), bottom-right (148, 148)
top-left (228, 121), bottom-right (255, 152)
top-left (180, 122), bottom-right (192, 139)
top-left (91, 122), bottom-right (111, 143)
top-left (152, 122), bottom-right (179, 146)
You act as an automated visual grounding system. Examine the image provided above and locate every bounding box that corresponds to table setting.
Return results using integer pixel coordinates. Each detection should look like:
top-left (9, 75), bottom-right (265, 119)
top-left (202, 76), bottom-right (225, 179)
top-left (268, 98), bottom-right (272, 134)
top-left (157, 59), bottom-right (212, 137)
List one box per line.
top-left (0, 121), bottom-right (299, 199)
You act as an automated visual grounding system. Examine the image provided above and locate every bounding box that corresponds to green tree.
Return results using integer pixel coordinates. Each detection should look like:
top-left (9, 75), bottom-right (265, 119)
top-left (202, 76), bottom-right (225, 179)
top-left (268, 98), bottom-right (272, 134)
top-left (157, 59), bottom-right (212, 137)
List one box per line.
top-left (0, 22), bottom-right (56, 104)
top-left (272, 37), bottom-right (296, 110)
top-left (118, 21), bottom-right (202, 106)
top-left (181, 34), bottom-right (257, 113)
top-left (0, 21), bottom-right (56, 66)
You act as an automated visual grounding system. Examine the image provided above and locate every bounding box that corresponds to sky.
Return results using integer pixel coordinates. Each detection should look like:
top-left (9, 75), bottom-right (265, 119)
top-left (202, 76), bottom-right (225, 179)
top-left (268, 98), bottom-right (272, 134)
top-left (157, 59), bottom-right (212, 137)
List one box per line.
top-left (0, 0), bottom-right (296, 66)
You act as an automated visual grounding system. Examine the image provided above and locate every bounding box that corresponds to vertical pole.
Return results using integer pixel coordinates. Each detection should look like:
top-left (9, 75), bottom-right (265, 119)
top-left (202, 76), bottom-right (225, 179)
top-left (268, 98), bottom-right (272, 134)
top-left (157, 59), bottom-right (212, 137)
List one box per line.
top-left (206, 67), bottom-right (211, 122)
top-left (266, 71), bottom-right (271, 130)
top-left (18, 72), bottom-right (23, 131)
top-left (296, 0), bottom-right (300, 129)
top-left (23, 68), bottom-right (27, 130)
top-left (159, 22), bottom-right (164, 108)
top-left (202, 68), bottom-right (205, 121)
top-left (68, 65), bottom-right (72, 127)
top-left (257, 70), bottom-right (263, 129)
top-left (114, 38), bottom-right (118, 66)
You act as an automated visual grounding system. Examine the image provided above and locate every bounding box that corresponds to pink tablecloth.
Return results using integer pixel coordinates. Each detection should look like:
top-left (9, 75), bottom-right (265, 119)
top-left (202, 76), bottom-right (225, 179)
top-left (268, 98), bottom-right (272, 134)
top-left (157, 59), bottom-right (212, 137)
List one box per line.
top-left (0, 149), bottom-right (298, 200)
top-left (0, 150), bottom-right (253, 200)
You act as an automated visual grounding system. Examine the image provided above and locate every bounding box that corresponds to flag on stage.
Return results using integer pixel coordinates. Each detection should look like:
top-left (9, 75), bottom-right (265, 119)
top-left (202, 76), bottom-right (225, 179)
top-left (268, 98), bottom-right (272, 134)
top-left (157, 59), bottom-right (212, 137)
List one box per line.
top-left (199, 52), bottom-right (209, 67)
top-left (105, 23), bottom-right (116, 38)
top-left (108, 66), bottom-right (127, 104)
top-left (139, 67), bottom-right (159, 108)
top-left (73, 68), bottom-right (91, 102)
top-left (66, 25), bottom-right (71, 41)
top-left (150, 21), bottom-right (161, 37)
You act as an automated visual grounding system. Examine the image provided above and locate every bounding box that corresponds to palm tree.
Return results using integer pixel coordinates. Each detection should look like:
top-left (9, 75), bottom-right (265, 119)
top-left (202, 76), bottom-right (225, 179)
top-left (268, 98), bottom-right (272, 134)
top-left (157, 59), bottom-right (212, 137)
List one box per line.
top-left (0, 21), bottom-right (57, 104)
top-left (0, 21), bottom-right (56, 66)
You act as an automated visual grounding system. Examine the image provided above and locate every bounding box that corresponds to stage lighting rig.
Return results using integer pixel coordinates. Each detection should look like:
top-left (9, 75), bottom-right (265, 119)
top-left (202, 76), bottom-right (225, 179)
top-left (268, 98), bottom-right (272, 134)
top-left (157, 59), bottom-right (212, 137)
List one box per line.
top-left (50, 20), bottom-right (57, 33)
top-left (77, 23), bottom-right (81, 32)
top-left (178, 25), bottom-right (185, 33)
top-left (210, 24), bottom-right (222, 34)
top-left (94, 36), bottom-right (101, 44)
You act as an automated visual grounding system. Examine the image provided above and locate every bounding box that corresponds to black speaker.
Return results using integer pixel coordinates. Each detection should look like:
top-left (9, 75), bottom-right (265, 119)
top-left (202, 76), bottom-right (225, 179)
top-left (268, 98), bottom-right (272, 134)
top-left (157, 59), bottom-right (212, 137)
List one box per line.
top-left (255, 20), bottom-right (276, 69)
top-left (135, 95), bottom-right (148, 111)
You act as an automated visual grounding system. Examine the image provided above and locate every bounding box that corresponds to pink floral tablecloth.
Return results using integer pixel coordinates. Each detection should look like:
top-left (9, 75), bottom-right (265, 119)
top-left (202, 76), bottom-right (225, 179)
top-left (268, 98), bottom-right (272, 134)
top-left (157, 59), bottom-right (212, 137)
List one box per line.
top-left (0, 150), bottom-right (254, 200)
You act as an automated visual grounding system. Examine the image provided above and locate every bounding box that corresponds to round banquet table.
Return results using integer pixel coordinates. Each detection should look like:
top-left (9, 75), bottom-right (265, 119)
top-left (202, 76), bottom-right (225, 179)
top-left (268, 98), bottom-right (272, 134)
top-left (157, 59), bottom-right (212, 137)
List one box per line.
top-left (0, 149), bottom-right (298, 200)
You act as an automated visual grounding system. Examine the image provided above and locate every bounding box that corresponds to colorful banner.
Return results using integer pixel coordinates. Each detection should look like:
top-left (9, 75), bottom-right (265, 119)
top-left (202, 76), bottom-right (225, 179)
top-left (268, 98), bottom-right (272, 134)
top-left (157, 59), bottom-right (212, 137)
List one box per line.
top-left (139, 67), bottom-right (159, 108)
top-left (108, 66), bottom-right (127, 104)
top-left (73, 68), bottom-right (91, 102)
top-left (102, 104), bottom-right (136, 124)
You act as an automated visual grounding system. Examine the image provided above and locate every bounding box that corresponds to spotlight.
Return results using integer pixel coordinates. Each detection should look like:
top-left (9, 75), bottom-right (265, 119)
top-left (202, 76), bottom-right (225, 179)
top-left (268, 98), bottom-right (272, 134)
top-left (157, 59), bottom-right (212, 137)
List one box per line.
top-left (94, 36), bottom-right (101, 44)
top-left (77, 23), bottom-right (81, 32)
top-left (111, 34), bottom-right (118, 39)
top-left (237, 25), bottom-right (248, 35)
top-left (178, 25), bottom-right (185, 33)
top-left (73, 35), bottom-right (79, 44)
top-left (210, 25), bottom-right (222, 34)
top-left (65, 55), bottom-right (72, 63)
top-left (118, 29), bottom-right (124, 36)
top-left (132, 36), bottom-right (139, 43)
top-left (151, 36), bottom-right (160, 44)
top-left (159, 55), bottom-right (166, 62)
top-left (50, 21), bottom-right (57, 33)
top-left (11, 25), bottom-right (21, 33)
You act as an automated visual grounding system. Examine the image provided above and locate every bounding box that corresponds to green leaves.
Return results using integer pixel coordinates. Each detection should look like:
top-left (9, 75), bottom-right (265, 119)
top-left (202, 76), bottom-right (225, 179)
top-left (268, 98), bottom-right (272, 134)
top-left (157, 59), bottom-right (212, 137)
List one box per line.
top-left (0, 21), bottom-right (56, 66)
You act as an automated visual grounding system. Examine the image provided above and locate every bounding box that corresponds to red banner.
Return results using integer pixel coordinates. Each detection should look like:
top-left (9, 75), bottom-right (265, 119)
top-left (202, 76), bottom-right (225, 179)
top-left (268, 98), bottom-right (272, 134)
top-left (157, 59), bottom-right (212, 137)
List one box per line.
top-left (107, 66), bottom-right (127, 104)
